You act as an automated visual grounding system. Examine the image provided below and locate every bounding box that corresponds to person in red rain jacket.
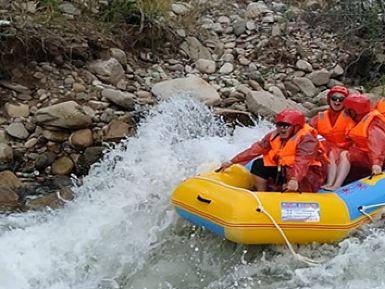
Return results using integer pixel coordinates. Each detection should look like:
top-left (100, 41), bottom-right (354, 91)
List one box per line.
top-left (218, 109), bottom-right (327, 192)
top-left (309, 86), bottom-right (355, 190)
top-left (325, 94), bottom-right (385, 189)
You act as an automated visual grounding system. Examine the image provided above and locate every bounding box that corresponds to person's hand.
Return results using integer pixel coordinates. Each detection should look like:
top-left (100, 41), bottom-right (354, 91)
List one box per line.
top-left (372, 164), bottom-right (382, 175)
top-left (286, 179), bottom-right (299, 191)
top-left (216, 161), bottom-right (233, 172)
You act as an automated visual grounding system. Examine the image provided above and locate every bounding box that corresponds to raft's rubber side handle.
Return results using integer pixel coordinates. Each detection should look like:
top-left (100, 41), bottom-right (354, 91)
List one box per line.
top-left (197, 195), bottom-right (211, 204)
top-left (368, 172), bottom-right (384, 180)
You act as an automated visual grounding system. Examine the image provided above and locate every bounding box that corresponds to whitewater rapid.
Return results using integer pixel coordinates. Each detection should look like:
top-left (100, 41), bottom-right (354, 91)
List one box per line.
top-left (1, 96), bottom-right (385, 289)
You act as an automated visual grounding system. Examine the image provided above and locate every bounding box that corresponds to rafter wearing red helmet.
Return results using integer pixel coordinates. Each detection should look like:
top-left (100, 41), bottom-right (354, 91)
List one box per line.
top-left (309, 86), bottom-right (355, 190)
top-left (324, 94), bottom-right (385, 190)
top-left (310, 86), bottom-right (353, 149)
top-left (218, 109), bottom-right (328, 193)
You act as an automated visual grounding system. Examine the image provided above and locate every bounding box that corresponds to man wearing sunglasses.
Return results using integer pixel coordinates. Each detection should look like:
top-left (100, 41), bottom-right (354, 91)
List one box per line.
top-left (309, 86), bottom-right (355, 190)
top-left (324, 94), bottom-right (385, 189)
top-left (218, 109), bottom-right (327, 192)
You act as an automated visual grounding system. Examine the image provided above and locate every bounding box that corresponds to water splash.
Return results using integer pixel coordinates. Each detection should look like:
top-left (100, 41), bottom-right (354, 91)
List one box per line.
top-left (0, 95), bottom-right (384, 289)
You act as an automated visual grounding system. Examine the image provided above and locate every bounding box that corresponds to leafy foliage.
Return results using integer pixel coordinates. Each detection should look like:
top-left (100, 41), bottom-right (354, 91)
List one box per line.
top-left (302, 0), bottom-right (385, 42)
top-left (37, 0), bottom-right (59, 9)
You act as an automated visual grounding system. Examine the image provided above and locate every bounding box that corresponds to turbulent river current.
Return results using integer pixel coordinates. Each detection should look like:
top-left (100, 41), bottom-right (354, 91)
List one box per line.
top-left (1, 96), bottom-right (385, 289)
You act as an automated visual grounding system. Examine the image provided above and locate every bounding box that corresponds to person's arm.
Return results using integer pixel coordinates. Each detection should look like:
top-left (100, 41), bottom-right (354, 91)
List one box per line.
top-left (230, 131), bottom-right (273, 164)
top-left (309, 115), bottom-right (319, 129)
top-left (287, 134), bottom-right (319, 183)
top-left (368, 118), bottom-right (385, 167)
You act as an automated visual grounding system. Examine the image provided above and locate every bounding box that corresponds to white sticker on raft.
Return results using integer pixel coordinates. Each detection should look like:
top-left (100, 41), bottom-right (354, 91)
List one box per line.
top-left (281, 202), bottom-right (320, 222)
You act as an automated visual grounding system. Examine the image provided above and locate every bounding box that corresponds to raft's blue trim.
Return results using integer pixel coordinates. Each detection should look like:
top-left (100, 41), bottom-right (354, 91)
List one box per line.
top-left (333, 178), bottom-right (385, 221)
top-left (176, 207), bottom-right (225, 236)
top-left (244, 158), bottom-right (258, 172)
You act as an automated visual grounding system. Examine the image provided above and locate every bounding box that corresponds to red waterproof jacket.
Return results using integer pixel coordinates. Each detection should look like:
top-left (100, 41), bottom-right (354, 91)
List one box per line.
top-left (230, 127), bottom-right (327, 192)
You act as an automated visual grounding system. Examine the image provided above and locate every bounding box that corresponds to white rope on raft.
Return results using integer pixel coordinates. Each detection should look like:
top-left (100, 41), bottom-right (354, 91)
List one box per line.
top-left (192, 176), bottom-right (322, 266)
top-left (358, 202), bottom-right (385, 222)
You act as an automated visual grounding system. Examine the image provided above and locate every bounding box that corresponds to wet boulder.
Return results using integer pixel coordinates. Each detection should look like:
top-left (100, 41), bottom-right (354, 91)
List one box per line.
top-left (151, 75), bottom-right (221, 106)
top-left (35, 101), bottom-right (92, 129)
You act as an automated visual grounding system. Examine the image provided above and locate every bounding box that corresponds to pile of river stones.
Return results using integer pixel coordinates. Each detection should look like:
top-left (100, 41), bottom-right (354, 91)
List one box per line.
top-left (0, 0), bottom-right (383, 211)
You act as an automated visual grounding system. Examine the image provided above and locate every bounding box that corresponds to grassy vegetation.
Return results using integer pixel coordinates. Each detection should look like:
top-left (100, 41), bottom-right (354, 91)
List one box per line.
top-left (0, 0), bottom-right (209, 77)
top-left (31, 0), bottom-right (205, 49)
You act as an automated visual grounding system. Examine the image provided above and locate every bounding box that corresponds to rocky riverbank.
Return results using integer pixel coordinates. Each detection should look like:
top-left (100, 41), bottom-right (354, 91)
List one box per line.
top-left (0, 0), bottom-right (383, 211)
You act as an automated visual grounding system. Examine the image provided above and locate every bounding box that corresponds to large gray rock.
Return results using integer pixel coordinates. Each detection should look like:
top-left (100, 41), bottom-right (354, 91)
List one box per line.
top-left (35, 101), bottom-right (92, 129)
top-left (246, 91), bottom-right (309, 119)
top-left (0, 144), bottom-right (13, 169)
top-left (233, 20), bottom-right (247, 36)
top-left (69, 129), bottom-right (94, 150)
top-left (5, 102), bottom-right (29, 118)
top-left (195, 59), bottom-right (216, 74)
top-left (5, 123), bottom-right (29, 140)
top-left (313, 90), bottom-right (329, 106)
top-left (101, 88), bottom-right (135, 110)
top-left (307, 69), bottom-right (331, 86)
top-left (35, 152), bottom-right (57, 171)
top-left (59, 2), bottom-right (81, 15)
top-left (0, 170), bottom-right (21, 190)
top-left (213, 108), bottom-right (254, 126)
top-left (180, 37), bottom-right (212, 61)
top-left (25, 187), bottom-right (74, 211)
top-left (151, 75), bottom-right (221, 106)
top-left (171, 2), bottom-right (190, 15)
top-left (51, 156), bottom-right (74, 175)
top-left (110, 48), bottom-right (127, 65)
top-left (292, 77), bottom-right (317, 97)
top-left (0, 187), bottom-right (19, 209)
top-left (102, 120), bottom-right (135, 142)
top-left (246, 1), bottom-right (270, 18)
top-left (331, 64), bottom-right (344, 77)
top-left (88, 58), bottom-right (125, 84)
top-left (43, 129), bottom-right (70, 142)
top-left (296, 59), bottom-right (313, 72)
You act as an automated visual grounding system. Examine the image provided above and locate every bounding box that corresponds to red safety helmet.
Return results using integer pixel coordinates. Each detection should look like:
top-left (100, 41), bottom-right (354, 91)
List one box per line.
top-left (327, 85), bottom-right (349, 104)
top-left (275, 109), bottom-right (305, 128)
top-left (343, 94), bottom-right (371, 115)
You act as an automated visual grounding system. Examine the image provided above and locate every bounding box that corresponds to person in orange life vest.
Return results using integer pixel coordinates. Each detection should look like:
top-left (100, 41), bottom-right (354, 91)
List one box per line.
top-left (374, 97), bottom-right (385, 115)
top-left (309, 86), bottom-right (355, 190)
top-left (325, 94), bottom-right (385, 189)
top-left (218, 109), bottom-right (327, 192)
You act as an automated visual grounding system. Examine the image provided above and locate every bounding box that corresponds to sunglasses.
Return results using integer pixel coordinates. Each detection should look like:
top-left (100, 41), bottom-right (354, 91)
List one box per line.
top-left (276, 122), bottom-right (291, 129)
top-left (331, 95), bottom-right (345, 102)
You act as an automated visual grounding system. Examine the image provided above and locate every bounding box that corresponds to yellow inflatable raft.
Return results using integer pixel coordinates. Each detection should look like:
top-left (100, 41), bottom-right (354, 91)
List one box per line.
top-left (171, 165), bottom-right (385, 244)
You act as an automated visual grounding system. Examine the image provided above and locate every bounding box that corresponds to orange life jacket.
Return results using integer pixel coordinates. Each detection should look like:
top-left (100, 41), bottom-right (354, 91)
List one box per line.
top-left (347, 110), bottom-right (385, 152)
top-left (375, 98), bottom-right (385, 115)
top-left (263, 124), bottom-right (324, 167)
top-left (317, 110), bottom-right (355, 148)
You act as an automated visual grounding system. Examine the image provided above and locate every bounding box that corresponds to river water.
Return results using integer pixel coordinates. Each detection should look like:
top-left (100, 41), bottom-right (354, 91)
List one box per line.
top-left (1, 96), bottom-right (385, 289)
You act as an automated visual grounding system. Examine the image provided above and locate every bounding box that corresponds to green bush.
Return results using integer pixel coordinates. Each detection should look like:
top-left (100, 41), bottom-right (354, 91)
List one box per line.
top-left (100, 0), bottom-right (173, 25)
top-left (37, 0), bottom-right (59, 9)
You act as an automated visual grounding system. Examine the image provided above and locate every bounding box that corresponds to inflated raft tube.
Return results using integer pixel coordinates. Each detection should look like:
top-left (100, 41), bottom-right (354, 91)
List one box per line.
top-left (171, 164), bottom-right (385, 244)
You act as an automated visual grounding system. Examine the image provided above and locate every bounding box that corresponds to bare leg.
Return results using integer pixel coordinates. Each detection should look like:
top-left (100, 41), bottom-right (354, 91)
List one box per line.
top-left (323, 151), bottom-right (350, 191)
top-left (321, 151), bottom-right (337, 189)
top-left (253, 175), bottom-right (267, 191)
